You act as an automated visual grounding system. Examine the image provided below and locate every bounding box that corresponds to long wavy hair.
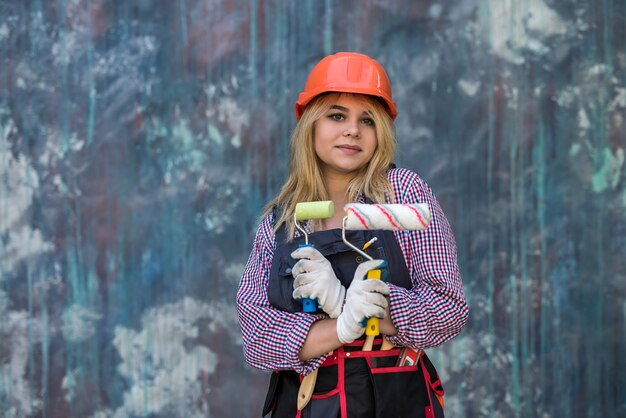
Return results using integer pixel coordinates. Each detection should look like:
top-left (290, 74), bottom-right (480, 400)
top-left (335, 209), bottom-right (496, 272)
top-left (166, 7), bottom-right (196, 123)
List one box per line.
top-left (263, 93), bottom-right (396, 240)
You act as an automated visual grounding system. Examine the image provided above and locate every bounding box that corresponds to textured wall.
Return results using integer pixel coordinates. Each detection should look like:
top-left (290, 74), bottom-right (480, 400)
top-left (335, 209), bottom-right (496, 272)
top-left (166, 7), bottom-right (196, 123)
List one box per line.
top-left (1, 1), bottom-right (625, 417)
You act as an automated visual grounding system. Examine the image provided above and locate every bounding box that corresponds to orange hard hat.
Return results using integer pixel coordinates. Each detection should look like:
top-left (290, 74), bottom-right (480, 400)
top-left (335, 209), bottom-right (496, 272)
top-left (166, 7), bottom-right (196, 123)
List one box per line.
top-left (295, 52), bottom-right (398, 121)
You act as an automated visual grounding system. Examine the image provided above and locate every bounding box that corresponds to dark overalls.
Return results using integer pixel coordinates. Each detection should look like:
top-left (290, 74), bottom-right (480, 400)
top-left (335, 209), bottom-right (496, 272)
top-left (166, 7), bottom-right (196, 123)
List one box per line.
top-left (263, 222), bottom-right (445, 418)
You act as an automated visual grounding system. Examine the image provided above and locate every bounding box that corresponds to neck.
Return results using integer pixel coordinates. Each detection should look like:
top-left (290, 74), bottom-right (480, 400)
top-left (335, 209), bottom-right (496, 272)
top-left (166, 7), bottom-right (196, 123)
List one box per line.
top-left (325, 170), bottom-right (353, 203)
top-left (321, 171), bottom-right (354, 230)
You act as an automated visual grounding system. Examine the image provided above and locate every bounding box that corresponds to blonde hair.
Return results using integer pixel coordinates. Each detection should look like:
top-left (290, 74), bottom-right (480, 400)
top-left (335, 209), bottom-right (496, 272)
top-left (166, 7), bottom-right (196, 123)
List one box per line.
top-left (263, 93), bottom-right (396, 240)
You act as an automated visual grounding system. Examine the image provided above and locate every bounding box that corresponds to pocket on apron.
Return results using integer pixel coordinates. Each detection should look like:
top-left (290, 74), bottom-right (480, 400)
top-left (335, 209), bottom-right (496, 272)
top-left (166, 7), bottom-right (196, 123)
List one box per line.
top-left (366, 351), bottom-right (444, 418)
top-left (302, 390), bottom-right (340, 418)
top-left (262, 371), bottom-right (300, 418)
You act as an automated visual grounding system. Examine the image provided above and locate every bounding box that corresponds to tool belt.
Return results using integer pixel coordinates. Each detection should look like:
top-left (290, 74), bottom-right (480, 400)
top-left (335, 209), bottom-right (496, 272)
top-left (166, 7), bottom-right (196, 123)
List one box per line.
top-left (262, 338), bottom-right (445, 418)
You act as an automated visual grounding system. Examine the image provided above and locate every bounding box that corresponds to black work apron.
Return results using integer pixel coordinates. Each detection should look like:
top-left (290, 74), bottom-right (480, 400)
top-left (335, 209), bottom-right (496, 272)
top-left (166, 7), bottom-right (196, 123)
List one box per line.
top-left (264, 224), bottom-right (445, 418)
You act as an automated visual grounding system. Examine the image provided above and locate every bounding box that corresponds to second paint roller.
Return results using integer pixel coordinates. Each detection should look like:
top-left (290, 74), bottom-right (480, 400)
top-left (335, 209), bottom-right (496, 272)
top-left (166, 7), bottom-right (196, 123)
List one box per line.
top-left (294, 200), bottom-right (334, 313)
top-left (297, 201), bottom-right (433, 411)
top-left (342, 203), bottom-right (432, 351)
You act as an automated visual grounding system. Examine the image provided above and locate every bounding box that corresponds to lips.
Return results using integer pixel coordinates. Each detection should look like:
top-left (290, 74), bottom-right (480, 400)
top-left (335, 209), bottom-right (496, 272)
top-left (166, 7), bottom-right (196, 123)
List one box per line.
top-left (336, 144), bottom-right (362, 152)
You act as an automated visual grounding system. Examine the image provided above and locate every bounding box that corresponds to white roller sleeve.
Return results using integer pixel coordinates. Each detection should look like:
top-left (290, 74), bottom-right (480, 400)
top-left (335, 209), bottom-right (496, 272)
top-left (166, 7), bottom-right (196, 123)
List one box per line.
top-left (343, 203), bottom-right (431, 231)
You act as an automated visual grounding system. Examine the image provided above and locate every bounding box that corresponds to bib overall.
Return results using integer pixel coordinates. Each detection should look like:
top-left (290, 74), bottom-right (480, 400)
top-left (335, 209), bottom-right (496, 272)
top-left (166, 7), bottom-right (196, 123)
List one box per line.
top-left (263, 223), bottom-right (445, 418)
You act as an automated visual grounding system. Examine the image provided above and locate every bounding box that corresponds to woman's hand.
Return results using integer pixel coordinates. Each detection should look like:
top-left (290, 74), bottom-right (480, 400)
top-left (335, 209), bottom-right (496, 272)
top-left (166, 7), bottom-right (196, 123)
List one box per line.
top-left (291, 246), bottom-right (346, 318)
top-left (336, 259), bottom-right (390, 344)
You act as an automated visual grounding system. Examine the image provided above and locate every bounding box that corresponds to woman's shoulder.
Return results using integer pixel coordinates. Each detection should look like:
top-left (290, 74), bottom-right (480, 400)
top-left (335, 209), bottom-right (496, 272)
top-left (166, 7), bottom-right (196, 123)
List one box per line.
top-left (386, 167), bottom-right (427, 193)
top-left (255, 210), bottom-right (277, 243)
top-left (387, 166), bottom-right (421, 181)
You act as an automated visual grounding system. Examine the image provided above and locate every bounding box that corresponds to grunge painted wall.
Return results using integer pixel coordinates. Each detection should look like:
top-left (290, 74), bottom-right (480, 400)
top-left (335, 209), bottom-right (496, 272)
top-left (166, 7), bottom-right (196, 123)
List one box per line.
top-left (1, 1), bottom-right (625, 417)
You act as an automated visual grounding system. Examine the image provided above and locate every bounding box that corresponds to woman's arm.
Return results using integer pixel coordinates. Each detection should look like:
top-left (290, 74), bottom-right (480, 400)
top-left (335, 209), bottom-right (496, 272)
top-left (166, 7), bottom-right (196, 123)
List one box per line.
top-left (297, 318), bottom-right (342, 361)
top-left (236, 214), bottom-right (328, 374)
top-left (385, 168), bottom-right (469, 349)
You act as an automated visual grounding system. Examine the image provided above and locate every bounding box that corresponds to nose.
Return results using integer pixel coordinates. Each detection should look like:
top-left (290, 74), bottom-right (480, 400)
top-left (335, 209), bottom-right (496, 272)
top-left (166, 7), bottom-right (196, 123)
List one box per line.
top-left (343, 127), bottom-right (360, 138)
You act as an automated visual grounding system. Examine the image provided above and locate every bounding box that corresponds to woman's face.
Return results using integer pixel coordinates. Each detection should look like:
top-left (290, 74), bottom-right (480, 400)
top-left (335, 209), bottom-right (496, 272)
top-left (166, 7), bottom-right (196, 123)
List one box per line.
top-left (313, 94), bottom-right (378, 178)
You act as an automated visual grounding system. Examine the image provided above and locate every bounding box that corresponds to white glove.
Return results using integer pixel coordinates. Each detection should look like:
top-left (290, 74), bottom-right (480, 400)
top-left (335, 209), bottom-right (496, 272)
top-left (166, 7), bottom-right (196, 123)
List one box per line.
top-left (291, 246), bottom-right (346, 318)
top-left (336, 259), bottom-right (390, 344)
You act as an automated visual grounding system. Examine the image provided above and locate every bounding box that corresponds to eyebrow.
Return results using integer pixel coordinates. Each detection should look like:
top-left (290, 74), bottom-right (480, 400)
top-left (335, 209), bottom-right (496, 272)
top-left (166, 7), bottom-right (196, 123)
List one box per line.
top-left (329, 105), bottom-right (372, 116)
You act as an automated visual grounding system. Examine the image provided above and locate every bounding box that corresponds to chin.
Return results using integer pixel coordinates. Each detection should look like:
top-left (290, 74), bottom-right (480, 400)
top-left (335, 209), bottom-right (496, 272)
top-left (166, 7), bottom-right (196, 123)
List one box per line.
top-left (337, 165), bottom-right (368, 174)
top-left (320, 159), bottom-right (369, 176)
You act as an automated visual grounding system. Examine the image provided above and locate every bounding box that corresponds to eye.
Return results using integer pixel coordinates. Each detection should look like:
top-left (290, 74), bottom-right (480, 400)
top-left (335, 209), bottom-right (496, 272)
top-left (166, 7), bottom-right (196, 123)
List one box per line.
top-left (328, 113), bottom-right (345, 121)
top-left (361, 117), bottom-right (375, 126)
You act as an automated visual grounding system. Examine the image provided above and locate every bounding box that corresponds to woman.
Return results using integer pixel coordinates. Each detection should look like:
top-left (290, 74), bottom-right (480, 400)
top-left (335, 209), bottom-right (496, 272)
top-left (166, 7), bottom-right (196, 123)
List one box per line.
top-left (237, 52), bottom-right (468, 418)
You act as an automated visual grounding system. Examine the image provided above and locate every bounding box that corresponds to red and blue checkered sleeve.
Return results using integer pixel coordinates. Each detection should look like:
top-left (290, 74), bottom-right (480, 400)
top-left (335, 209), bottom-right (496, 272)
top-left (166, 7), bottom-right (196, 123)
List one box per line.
top-left (236, 213), bottom-right (327, 374)
top-left (385, 168), bottom-right (469, 349)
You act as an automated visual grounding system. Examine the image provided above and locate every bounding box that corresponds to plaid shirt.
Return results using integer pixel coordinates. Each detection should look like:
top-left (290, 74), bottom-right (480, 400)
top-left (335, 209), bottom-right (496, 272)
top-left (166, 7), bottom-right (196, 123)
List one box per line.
top-left (236, 168), bottom-right (469, 374)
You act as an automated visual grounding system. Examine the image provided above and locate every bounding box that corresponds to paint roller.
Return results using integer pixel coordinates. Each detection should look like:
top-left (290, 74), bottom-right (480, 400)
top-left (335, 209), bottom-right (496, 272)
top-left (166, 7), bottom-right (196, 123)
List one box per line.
top-left (293, 201), bottom-right (334, 411)
top-left (294, 200), bottom-right (334, 313)
top-left (341, 203), bottom-right (432, 351)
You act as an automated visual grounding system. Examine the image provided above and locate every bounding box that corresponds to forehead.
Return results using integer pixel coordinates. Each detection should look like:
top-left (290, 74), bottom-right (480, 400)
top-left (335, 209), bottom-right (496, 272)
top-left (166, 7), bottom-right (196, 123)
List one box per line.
top-left (326, 93), bottom-right (375, 112)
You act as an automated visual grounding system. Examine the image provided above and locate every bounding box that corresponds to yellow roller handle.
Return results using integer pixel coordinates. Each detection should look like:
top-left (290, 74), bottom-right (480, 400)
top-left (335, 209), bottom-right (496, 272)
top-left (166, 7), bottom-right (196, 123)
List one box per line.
top-left (362, 268), bottom-right (381, 351)
top-left (365, 269), bottom-right (381, 336)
